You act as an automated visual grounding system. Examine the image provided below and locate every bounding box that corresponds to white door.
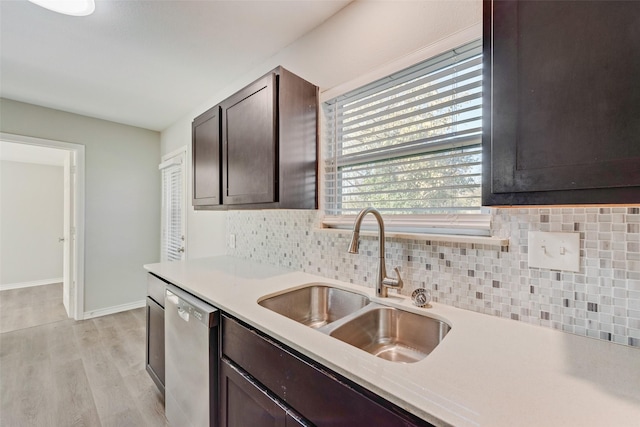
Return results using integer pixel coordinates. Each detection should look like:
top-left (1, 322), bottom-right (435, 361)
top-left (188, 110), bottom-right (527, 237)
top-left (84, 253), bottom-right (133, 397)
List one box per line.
top-left (160, 152), bottom-right (186, 261)
top-left (62, 151), bottom-right (76, 316)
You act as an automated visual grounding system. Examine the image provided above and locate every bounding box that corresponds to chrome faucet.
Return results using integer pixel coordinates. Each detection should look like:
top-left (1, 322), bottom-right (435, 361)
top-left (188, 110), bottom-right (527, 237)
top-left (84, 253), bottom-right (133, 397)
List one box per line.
top-left (348, 207), bottom-right (403, 297)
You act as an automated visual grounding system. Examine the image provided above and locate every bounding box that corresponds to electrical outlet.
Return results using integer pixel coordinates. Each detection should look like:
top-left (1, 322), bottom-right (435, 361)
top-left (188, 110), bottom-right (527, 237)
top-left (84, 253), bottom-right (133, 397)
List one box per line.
top-left (528, 231), bottom-right (580, 272)
top-left (229, 233), bottom-right (236, 249)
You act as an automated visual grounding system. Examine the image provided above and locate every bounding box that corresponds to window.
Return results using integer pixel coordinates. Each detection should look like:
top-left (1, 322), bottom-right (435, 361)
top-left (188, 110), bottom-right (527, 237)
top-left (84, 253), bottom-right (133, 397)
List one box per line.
top-left (323, 40), bottom-right (487, 235)
top-left (160, 152), bottom-right (185, 261)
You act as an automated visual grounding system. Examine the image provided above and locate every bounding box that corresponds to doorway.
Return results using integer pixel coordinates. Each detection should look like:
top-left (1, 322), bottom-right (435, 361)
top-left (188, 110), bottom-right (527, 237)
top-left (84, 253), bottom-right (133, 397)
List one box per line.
top-left (159, 148), bottom-right (186, 261)
top-left (0, 132), bottom-right (85, 320)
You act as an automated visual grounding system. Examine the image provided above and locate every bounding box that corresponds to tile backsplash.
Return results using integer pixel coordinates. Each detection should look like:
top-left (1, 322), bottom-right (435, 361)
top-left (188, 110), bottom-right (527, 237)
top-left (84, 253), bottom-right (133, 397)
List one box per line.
top-left (227, 207), bottom-right (640, 347)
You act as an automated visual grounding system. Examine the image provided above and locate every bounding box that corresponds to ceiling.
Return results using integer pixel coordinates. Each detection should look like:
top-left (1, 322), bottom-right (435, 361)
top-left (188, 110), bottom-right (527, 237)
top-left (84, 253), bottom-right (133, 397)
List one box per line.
top-left (0, 0), bottom-right (351, 131)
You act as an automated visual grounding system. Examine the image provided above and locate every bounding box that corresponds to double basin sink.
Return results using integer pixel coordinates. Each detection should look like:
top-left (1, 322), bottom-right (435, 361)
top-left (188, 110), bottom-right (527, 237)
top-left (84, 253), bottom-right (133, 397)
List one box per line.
top-left (258, 284), bottom-right (450, 363)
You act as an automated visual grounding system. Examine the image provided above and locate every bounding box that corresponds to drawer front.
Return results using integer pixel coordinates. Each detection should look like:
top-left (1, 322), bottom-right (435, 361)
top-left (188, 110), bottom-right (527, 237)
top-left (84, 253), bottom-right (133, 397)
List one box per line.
top-left (221, 315), bottom-right (430, 427)
top-left (147, 273), bottom-right (167, 308)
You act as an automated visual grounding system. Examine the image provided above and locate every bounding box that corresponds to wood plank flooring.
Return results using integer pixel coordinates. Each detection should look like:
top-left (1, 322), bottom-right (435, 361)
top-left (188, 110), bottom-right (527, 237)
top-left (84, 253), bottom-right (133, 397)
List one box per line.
top-left (0, 283), bottom-right (68, 334)
top-left (0, 283), bottom-right (168, 427)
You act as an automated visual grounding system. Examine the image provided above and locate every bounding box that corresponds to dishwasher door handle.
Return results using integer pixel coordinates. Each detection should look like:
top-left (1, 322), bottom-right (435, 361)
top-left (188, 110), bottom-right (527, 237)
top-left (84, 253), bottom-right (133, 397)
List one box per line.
top-left (165, 284), bottom-right (218, 328)
top-left (177, 306), bottom-right (190, 322)
top-left (166, 293), bottom-right (179, 306)
top-left (167, 290), bottom-right (191, 323)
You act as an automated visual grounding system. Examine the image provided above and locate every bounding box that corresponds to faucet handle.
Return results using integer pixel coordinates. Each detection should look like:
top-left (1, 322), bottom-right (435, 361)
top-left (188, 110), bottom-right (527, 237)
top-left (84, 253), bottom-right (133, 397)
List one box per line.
top-left (393, 267), bottom-right (404, 289)
top-left (383, 267), bottom-right (403, 290)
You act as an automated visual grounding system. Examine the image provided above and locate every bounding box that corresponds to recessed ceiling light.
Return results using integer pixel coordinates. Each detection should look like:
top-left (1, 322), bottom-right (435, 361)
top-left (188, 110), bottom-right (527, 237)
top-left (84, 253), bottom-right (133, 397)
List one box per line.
top-left (28, 0), bottom-right (95, 16)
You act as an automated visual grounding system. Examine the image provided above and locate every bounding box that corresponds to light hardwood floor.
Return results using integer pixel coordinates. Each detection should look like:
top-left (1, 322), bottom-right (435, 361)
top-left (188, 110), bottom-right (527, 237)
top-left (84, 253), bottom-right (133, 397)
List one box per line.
top-left (0, 283), bottom-right (168, 426)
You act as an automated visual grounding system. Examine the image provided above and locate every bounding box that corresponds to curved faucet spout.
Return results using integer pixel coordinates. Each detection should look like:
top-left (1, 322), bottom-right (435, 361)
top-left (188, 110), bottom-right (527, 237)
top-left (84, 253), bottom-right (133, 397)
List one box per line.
top-left (348, 207), bottom-right (385, 256)
top-left (348, 207), bottom-right (402, 297)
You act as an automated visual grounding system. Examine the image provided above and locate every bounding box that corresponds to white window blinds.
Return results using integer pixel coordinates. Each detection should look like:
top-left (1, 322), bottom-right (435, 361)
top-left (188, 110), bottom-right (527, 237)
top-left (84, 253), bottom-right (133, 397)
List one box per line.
top-left (160, 154), bottom-right (185, 261)
top-left (323, 40), bottom-right (484, 231)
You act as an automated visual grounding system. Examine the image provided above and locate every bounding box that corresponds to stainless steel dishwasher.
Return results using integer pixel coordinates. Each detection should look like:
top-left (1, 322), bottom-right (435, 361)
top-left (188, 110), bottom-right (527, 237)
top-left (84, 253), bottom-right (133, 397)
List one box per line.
top-left (165, 284), bottom-right (218, 427)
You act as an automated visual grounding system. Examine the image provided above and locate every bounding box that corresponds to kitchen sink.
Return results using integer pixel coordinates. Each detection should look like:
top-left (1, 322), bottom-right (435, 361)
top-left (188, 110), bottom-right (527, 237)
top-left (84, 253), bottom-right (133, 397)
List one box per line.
top-left (259, 284), bottom-right (450, 363)
top-left (329, 305), bottom-right (451, 363)
top-left (258, 284), bottom-right (370, 328)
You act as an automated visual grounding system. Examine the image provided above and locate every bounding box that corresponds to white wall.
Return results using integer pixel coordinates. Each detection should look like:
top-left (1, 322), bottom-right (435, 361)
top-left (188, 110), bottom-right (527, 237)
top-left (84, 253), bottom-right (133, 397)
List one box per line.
top-left (1, 160), bottom-right (64, 286)
top-left (0, 98), bottom-right (161, 313)
top-left (160, 0), bottom-right (482, 257)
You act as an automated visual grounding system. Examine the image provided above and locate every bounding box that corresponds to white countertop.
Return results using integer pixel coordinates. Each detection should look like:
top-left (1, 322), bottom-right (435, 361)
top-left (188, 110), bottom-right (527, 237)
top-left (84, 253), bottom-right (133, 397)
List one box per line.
top-left (145, 256), bottom-right (640, 427)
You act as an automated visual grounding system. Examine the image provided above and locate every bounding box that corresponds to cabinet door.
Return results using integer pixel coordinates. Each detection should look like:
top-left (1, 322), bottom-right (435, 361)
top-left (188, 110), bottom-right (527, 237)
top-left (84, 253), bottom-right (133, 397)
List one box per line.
top-left (222, 73), bottom-right (277, 205)
top-left (192, 106), bottom-right (221, 206)
top-left (220, 359), bottom-right (286, 427)
top-left (483, 0), bottom-right (640, 205)
top-left (145, 297), bottom-right (164, 393)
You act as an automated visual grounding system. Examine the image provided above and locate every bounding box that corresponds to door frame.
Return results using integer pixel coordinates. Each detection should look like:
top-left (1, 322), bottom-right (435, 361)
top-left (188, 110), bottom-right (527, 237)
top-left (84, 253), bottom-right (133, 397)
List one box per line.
top-left (1, 132), bottom-right (85, 320)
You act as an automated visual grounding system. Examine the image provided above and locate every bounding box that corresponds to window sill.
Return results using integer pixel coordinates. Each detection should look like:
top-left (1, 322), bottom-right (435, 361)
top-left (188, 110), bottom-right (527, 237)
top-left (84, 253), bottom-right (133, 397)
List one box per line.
top-left (315, 226), bottom-right (509, 247)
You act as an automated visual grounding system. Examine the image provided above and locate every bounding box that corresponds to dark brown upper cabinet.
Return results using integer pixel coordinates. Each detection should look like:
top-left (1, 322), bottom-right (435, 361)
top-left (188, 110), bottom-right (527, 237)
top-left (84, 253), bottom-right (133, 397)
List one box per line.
top-left (222, 72), bottom-right (277, 206)
top-left (192, 106), bottom-right (222, 207)
top-left (192, 67), bottom-right (318, 210)
top-left (483, 0), bottom-right (640, 206)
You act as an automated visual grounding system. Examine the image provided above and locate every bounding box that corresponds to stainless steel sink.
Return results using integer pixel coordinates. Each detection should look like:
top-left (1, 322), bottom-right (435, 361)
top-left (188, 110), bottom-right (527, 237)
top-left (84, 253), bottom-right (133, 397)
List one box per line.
top-left (329, 305), bottom-right (451, 363)
top-left (258, 284), bottom-right (370, 328)
top-left (259, 285), bottom-right (450, 363)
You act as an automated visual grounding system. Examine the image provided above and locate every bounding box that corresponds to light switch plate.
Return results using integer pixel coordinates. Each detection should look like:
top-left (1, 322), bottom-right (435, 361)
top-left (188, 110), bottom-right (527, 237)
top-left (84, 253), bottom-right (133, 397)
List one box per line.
top-left (528, 231), bottom-right (580, 272)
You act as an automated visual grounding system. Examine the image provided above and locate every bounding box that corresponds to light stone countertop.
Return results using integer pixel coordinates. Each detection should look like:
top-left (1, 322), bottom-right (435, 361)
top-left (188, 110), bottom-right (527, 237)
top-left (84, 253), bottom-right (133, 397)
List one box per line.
top-left (144, 256), bottom-right (640, 427)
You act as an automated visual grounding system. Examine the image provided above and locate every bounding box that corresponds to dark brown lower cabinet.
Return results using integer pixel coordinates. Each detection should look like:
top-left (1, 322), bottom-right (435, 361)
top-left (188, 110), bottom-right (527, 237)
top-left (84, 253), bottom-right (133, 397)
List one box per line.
top-left (146, 297), bottom-right (164, 393)
top-left (220, 359), bottom-right (308, 427)
top-left (146, 274), bottom-right (167, 395)
top-left (221, 314), bottom-right (433, 427)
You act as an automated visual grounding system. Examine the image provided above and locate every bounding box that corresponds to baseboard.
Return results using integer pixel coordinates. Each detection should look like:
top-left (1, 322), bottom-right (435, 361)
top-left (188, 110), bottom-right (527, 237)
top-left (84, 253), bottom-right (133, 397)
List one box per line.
top-left (83, 299), bottom-right (146, 320)
top-left (0, 277), bottom-right (64, 291)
